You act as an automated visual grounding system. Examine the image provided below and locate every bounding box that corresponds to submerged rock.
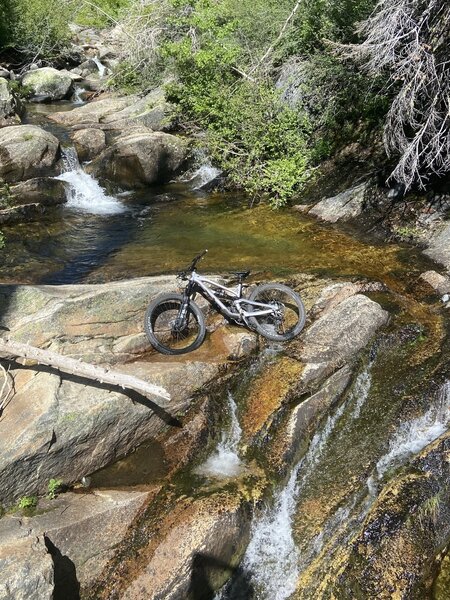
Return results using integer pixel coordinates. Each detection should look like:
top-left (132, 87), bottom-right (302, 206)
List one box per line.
top-left (0, 125), bottom-right (60, 183)
top-left (22, 67), bottom-right (73, 102)
top-left (89, 129), bottom-right (189, 187)
top-left (309, 182), bottom-right (369, 223)
top-left (420, 270), bottom-right (450, 295)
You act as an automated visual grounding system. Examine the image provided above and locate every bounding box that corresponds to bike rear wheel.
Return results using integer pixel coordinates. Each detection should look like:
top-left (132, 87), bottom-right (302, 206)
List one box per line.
top-left (144, 293), bottom-right (206, 355)
top-left (247, 283), bottom-right (306, 341)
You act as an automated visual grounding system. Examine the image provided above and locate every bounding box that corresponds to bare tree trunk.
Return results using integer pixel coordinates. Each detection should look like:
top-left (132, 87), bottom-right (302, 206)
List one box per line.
top-left (0, 338), bottom-right (171, 406)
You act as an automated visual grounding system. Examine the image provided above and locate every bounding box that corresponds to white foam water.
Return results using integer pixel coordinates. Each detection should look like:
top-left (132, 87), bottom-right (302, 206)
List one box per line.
top-left (189, 164), bottom-right (221, 190)
top-left (72, 86), bottom-right (85, 104)
top-left (241, 398), bottom-right (347, 600)
top-left (56, 147), bottom-right (125, 215)
top-left (349, 367), bottom-right (372, 420)
top-left (92, 56), bottom-right (106, 77)
top-left (195, 391), bottom-right (244, 478)
top-left (377, 381), bottom-right (450, 478)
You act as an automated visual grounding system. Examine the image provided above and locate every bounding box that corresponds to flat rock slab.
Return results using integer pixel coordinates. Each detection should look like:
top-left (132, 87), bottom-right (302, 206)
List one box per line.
top-left (0, 488), bottom-right (153, 596)
top-left (309, 182), bottom-right (369, 223)
top-left (49, 96), bottom-right (135, 126)
top-left (424, 223), bottom-right (450, 272)
top-left (0, 276), bottom-right (178, 364)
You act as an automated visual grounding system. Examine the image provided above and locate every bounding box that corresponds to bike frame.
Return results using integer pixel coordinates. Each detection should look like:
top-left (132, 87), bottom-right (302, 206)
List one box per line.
top-left (182, 271), bottom-right (278, 325)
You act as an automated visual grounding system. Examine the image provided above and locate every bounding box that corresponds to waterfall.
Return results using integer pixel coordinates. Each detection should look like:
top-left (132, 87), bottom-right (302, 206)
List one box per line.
top-left (348, 366), bottom-right (372, 420)
top-left (56, 147), bottom-right (125, 215)
top-left (92, 56), bottom-right (106, 77)
top-left (238, 400), bottom-right (347, 600)
top-left (72, 86), bottom-right (85, 104)
top-left (376, 381), bottom-right (450, 478)
top-left (189, 163), bottom-right (222, 190)
top-left (195, 391), bottom-right (244, 478)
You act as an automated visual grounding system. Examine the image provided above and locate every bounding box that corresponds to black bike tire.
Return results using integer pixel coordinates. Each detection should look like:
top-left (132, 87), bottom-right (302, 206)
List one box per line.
top-left (144, 293), bottom-right (206, 355)
top-left (247, 283), bottom-right (306, 342)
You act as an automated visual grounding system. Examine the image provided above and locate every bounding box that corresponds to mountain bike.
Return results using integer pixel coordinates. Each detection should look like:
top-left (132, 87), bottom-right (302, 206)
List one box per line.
top-left (144, 250), bottom-right (306, 355)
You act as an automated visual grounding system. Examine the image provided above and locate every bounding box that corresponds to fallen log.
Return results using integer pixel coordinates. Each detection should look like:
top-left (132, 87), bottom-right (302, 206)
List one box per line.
top-left (0, 338), bottom-right (171, 406)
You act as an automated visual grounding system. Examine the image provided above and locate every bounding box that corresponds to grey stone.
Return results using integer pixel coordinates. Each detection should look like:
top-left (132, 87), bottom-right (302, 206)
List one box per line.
top-left (0, 78), bottom-right (21, 127)
top-left (22, 68), bottom-right (73, 102)
top-left (0, 489), bottom-right (151, 593)
top-left (420, 270), bottom-right (450, 295)
top-left (275, 58), bottom-right (308, 108)
top-left (297, 294), bottom-right (389, 386)
top-left (309, 182), bottom-right (369, 223)
top-left (49, 95), bottom-right (136, 126)
top-left (9, 177), bottom-right (67, 206)
top-left (72, 128), bottom-right (106, 161)
top-left (424, 222), bottom-right (450, 271)
top-left (0, 529), bottom-right (53, 600)
top-left (89, 129), bottom-right (189, 188)
top-left (0, 125), bottom-right (60, 183)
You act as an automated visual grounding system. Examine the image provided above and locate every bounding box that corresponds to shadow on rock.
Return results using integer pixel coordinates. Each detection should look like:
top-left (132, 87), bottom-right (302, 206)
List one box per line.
top-left (44, 535), bottom-right (80, 600)
top-left (188, 553), bottom-right (255, 600)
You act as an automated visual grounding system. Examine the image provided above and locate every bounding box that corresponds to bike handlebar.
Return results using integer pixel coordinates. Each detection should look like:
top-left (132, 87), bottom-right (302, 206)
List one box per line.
top-left (178, 249), bottom-right (208, 279)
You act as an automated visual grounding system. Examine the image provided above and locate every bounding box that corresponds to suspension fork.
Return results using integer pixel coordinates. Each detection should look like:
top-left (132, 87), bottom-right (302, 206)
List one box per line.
top-left (174, 281), bottom-right (195, 331)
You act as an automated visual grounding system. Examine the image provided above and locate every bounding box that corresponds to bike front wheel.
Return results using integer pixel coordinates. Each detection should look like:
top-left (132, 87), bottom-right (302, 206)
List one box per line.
top-left (144, 293), bottom-right (206, 355)
top-left (247, 283), bottom-right (306, 342)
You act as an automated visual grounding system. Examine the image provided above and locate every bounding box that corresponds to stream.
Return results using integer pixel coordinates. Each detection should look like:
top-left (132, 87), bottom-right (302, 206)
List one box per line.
top-left (2, 95), bottom-right (450, 598)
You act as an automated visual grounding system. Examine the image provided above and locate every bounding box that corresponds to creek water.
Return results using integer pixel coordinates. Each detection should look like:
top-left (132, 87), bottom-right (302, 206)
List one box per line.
top-left (2, 98), bottom-right (450, 598)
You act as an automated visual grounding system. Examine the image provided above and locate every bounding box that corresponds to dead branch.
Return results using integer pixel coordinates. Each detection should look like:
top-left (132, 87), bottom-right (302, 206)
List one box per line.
top-left (0, 338), bottom-right (171, 407)
top-left (342, 0), bottom-right (450, 190)
top-left (0, 363), bottom-right (12, 414)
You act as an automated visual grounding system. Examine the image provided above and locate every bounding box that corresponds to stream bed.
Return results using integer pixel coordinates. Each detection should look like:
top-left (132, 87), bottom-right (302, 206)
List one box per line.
top-left (2, 97), bottom-right (450, 599)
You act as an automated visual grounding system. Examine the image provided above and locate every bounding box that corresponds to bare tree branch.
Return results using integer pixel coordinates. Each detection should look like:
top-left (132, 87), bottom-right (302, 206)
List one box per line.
top-left (0, 338), bottom-right (171, 406)
top-left (342, 0), bottom-right (450, 190)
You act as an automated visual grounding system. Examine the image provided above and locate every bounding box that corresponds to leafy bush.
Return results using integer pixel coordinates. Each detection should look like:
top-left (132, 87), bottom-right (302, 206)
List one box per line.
top-left (47, 478), bottom-right (63, 499)
top-left (74, 0), bottom-right (131, 28)
top-left (17, 495), bottom-right (38, 509)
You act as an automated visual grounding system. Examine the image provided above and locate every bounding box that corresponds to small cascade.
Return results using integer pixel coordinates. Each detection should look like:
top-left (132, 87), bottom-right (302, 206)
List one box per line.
top-left (92, 56), bottom-right (106, 77)
top-left (56, 147), bottom-right (125, 215)
top-left (376, 381), bottom-right (450, 478)
top-left (189, 163), bottom-right (222, 190)
top-left (238, 399), bottom-right (348, 600)
top-left (195, 391), bottom-right (244, 478)
top-left (72, 86), bottom-right (85, 104)
top-left (348, 365), bottom-right (372, 420)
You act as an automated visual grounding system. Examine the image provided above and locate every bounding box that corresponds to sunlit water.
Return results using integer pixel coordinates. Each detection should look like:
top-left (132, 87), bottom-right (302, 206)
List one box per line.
top-left (376, 381), bottom-right (450, 478)
top-left (195, 391), bottom-right (244, 478)
top-left (56, 147), bottom-right (126, 215)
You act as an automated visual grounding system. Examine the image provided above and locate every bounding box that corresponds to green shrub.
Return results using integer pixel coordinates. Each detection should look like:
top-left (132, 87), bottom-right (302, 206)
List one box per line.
top-left (17, 496), bottom-right (38, 509)
top-left (74, 0), bottom-right (131, 28)
top-left (47, 478), bottom-right (63, 499)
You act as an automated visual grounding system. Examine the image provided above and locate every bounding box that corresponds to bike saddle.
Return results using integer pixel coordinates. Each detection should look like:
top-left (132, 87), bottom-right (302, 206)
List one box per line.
top-left (230, 270), bottom-right (251, 280)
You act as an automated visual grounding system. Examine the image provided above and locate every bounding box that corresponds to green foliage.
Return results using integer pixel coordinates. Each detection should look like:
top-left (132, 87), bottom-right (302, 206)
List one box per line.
top-left (17, 495), bottom-right (38, 509)
top-left (161, 0), bottom-right (312, 206)
top-left (0, 231), bottom-right (4, 249)
top-left (74, 0), bottom-right (131, 28)
top-left (6, 0), bottom-right (73, 59)
top-left (47, 478), bottom-right (63, 499)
